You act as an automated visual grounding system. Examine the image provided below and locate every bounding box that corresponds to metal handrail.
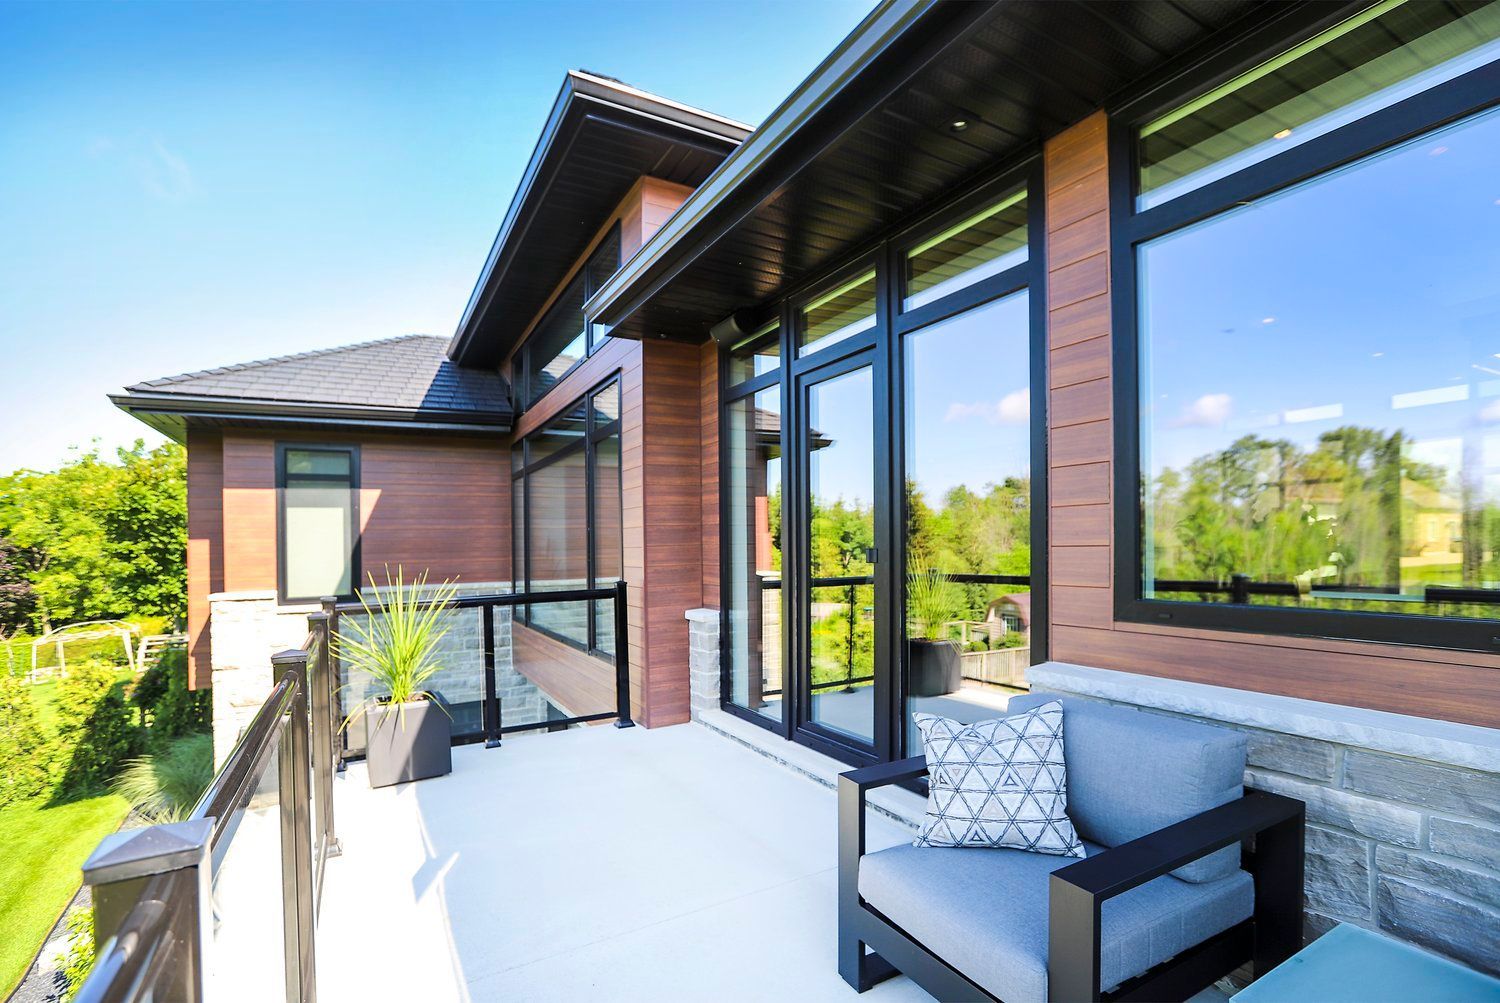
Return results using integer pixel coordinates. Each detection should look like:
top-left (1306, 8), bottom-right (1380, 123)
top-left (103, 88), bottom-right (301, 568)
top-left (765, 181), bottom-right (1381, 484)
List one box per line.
top-left (79, 644), bottom-right (324, 1003)
top-left (327, 581), bottom-right (634, 757)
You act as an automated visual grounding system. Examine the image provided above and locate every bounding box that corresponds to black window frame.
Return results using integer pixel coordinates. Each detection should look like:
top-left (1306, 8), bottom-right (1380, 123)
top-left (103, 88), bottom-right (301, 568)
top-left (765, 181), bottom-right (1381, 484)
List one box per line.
top-left (517, 222), bottom-right (624, 413)
top-left (718, 155), bottom-right (1049, 767)
top-left (510, 374), bottom-right (623, 659)
top-left (1109, 17), bottom-right (1500, 654)
top-left (276, 442), bottom-right (361, 605)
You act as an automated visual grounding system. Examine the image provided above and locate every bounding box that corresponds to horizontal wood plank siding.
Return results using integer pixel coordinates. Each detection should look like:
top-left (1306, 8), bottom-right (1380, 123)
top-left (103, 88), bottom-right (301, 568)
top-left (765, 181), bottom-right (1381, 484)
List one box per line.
top-left (186, 432), bottom-right (224, 688)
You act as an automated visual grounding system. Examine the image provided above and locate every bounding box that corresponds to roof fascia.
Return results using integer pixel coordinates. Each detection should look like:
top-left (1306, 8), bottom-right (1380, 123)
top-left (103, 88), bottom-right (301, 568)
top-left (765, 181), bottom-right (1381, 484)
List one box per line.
top-left (448, 71), bottom-right (749, 365)
top-left (584, 0), bottom-right (961, 330)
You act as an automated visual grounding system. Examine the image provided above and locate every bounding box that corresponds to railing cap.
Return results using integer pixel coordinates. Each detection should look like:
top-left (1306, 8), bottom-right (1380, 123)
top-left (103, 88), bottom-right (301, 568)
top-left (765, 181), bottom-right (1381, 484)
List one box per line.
top-left (270, 648), bottom-right (309, 666)
top-left (82, 818), bottom-right (213, 886)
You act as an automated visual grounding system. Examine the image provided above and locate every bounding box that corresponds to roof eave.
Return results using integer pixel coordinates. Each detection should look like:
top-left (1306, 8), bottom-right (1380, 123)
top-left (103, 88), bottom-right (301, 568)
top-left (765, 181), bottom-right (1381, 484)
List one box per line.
top-left (110, 391), bottom-right (513, 437)
top-left (448, 71), bottom-right (751, 367)
top-left (584, 0), bottom-right (943, 333)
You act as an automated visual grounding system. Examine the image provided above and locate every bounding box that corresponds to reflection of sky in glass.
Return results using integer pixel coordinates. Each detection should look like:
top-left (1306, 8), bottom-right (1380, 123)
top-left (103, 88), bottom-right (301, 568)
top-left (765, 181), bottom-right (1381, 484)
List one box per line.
top-left (1141, 106), bottom-right (1500, 500)
top-left (906, 291), bottom-right (1030, 503)
top-left (808, 367), bottom-right (872, 511)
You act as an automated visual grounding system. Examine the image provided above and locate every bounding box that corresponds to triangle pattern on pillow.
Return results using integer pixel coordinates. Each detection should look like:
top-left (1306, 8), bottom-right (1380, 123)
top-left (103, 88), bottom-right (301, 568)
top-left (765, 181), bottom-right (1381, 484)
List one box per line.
top-left (912, 701), bottom-right (1084, 857)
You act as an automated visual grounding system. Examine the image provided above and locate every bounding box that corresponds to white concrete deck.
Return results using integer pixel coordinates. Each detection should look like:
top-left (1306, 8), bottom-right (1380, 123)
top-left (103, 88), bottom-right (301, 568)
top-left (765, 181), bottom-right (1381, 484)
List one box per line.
top-left (316, 722), bottom-right (933, 1003)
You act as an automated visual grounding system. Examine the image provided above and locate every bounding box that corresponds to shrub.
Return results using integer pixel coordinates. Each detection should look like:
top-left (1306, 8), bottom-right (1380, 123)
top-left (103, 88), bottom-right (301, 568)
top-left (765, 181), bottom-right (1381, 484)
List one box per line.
top-left (54, 659), bottom-right (139, 792)
top-left (0, 674), bottom-right (54, 807)
top-left (60, 907), bottom-right (94, 1001)
top-left (150, 649), bottom-right (209, 739)
top-left (111, 733), bottom-right (213, 824)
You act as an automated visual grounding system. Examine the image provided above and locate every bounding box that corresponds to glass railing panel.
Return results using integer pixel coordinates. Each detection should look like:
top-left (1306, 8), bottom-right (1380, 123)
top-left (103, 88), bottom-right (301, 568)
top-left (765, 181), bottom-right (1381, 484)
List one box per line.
top-left (207, 738), bottom-right (287, 1002)
top-left (506, 598), bottom-right (617, 734)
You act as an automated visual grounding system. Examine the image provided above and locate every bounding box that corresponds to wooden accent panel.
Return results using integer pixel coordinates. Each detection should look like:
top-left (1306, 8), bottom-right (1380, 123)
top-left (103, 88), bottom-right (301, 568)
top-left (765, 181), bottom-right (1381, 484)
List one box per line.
top-left (700, 340), bottom-right (720, 608)
top-left (1041, 111), bottom-right (1500, 729)
top-left (512, 622), bottom-right (618, 719)
top-left (221, 437), bottom-right (278, 592)
top-left (216, 430), bottom-right (510, 593)
top-left (186, 432), bottom-right (223, 688)
top-left (639, 177), bottom-right (692, 247)
top-left (359, 438), bottom-right (508, 585)
top-left (636, 339), bottom-right (707, 727)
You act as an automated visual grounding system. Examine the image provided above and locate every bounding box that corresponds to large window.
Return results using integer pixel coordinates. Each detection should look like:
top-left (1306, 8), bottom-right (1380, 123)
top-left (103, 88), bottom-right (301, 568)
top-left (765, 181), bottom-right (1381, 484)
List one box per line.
top-left (720, 169), bottom-right (1045, 765)
top-left (511, 379), bottom-right (622, 654)
top-left (1123, 4), bottom-right (1500, 650)
top-left (278, 445), bottom-right (358, 603)
top-left (517, 225), bottom-right (623, 409)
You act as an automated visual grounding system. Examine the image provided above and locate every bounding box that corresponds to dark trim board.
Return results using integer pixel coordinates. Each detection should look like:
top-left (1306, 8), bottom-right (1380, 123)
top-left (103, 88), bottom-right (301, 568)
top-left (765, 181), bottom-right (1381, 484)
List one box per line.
top-left (1108, 36), bottom-right (1500, 655)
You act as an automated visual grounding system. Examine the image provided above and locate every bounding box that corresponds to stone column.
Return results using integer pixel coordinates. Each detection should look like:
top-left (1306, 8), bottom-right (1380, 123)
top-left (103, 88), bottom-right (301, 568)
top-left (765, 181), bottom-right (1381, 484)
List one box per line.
top-left (685, 608), bottom-right (720, 721)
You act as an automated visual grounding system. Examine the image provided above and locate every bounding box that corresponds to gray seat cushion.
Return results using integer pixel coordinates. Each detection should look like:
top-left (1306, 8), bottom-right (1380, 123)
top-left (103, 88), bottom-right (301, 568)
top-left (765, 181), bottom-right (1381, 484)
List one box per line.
top-left (859, 842), bottom-right (1253, 1003)
top-left (1006, 693), bottom-right (1245, 882)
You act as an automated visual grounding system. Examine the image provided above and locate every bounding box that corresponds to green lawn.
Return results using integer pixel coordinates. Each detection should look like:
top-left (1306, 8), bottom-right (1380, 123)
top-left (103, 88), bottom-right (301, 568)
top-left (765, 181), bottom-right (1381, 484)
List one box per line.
top-left (0, 794), bottom-right (130, 998)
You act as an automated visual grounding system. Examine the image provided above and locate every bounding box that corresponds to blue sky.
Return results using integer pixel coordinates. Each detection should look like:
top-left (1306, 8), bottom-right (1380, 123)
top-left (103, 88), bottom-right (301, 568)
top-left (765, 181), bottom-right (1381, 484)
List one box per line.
top-left (0, 0), bottom-right (872, 473)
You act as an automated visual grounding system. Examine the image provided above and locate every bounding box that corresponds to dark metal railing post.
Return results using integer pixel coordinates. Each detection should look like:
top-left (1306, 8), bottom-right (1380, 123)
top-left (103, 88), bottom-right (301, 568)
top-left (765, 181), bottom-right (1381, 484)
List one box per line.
top-left (80, 817), bottom-right (213, 1003)
top-left (306, 612), bottom-right (340, 866)
top-left (482, 604), bottom-right (501, 748)
top-left (321, 597), bottom-right (346, 773)
top-left (271, 651), bottom-right (317, 1003)
top-left (612, 580), bottom-right (634, 728)
top-left (1230, 573), bottom-right (1252, 605)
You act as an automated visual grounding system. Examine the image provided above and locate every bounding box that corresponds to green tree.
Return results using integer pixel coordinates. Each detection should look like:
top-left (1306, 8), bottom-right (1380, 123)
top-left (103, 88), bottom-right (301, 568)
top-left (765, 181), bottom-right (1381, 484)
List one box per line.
top-left (0, 441), bottom-right (185, 630)
top-left (0, 674), bottom-right (54, 806)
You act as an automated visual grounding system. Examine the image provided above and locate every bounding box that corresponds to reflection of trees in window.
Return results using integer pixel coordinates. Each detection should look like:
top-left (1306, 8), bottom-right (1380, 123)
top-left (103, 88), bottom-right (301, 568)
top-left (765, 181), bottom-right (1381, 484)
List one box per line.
top-left (1146, 425), bottom-right (1496, 615)
top-left (906, 476), bottom-right (1031, 628)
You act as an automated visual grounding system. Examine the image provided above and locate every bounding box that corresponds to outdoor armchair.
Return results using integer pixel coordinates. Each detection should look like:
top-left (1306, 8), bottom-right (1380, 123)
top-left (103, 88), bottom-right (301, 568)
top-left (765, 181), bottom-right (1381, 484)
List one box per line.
top-left (837, 694), bottom-right (1305, 1002)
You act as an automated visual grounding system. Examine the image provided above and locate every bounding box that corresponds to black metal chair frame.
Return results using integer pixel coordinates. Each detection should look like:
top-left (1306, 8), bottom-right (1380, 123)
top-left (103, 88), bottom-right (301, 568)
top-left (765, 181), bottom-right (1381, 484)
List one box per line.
top-left (838, 757), bottom-right (1305, 1002)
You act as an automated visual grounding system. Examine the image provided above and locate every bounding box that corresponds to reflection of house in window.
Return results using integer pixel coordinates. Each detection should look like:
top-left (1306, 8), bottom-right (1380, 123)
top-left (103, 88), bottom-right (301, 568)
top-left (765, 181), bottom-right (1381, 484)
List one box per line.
top-left (1404, 478), bottom-right (1463, 565)
top-left (984, 593), bottom-right (1030, 638)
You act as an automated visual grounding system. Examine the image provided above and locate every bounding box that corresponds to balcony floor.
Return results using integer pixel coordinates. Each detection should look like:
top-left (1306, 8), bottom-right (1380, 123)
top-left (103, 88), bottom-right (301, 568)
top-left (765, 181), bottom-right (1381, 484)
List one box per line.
top-left (317, 721), bottom-right (931, 1002)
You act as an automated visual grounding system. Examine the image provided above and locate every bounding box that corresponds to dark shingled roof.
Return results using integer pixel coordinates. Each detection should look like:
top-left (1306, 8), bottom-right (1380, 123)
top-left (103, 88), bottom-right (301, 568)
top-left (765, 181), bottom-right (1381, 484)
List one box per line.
top-left (113, 335), bottom-right (511, 436)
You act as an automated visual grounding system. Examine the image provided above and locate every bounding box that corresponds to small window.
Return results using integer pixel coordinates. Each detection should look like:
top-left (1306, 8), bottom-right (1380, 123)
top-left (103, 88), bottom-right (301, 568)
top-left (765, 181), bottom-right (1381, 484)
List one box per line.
top-left (280, 446), bottom-right (358, 602)
top-left (799, 270), bottom-right (876, 356)
top-left (526, 274), bottom-right (587, 407)
top-left (728, 322), bottom-right (780, 385)
top-left (1137, 1), bottom-right (1500, 209)
top-left (585, 225), bottom-right (623, 344)
top-left (903, 190), bottom-right (1028, 310)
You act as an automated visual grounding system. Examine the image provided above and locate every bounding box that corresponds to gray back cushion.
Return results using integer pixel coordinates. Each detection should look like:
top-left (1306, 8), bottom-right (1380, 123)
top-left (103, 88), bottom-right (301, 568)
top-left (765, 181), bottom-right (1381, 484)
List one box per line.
top-left (1006, 693), bottom-right (1245, 882)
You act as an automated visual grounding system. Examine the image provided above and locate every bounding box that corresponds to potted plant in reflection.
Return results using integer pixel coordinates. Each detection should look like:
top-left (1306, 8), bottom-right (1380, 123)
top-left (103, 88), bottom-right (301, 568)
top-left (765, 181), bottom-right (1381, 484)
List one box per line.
top-left (906, 559), bottom-right (963, 698)
top-left (338, 566), bottom-right (459, 788)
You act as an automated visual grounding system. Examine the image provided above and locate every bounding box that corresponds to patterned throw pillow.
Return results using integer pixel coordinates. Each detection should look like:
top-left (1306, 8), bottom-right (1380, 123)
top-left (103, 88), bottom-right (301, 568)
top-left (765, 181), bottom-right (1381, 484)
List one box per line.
top-left (913, 701), bottom-right (1084, 857)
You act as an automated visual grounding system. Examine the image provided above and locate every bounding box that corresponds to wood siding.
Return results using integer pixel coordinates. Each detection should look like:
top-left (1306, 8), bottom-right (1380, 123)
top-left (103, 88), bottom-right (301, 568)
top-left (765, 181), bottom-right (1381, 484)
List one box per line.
top-left (205, 430), bottom-right (510, 600)
top-left (1042, 113), bottom-right (1500, 728)
top-left (186, 432), bottom-right (224, 688)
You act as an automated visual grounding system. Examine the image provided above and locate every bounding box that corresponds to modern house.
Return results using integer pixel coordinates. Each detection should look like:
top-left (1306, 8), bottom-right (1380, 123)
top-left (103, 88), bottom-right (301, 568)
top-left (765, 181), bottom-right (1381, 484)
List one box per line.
top-left (110, 0), bottom-right (1500, 985)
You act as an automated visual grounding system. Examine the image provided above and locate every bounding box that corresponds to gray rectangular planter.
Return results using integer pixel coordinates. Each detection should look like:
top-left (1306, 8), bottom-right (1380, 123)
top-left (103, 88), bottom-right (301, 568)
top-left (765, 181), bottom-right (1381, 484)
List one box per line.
top-left (364, 699), bottom-right (452, 788)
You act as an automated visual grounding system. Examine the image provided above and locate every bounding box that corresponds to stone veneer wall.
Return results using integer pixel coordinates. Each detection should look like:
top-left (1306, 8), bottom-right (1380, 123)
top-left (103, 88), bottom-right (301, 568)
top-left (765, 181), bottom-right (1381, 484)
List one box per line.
top-left (686, 608), bottom-right (720, 721)
top-left (1030, 662), bottom-right (1500, 977)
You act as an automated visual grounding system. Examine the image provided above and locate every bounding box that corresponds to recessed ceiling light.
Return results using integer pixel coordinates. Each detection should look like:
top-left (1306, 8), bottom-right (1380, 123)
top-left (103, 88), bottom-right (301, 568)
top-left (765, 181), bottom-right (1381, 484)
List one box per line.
top-left (950, 119), bottom-right (969, 132)
top-left (1273, 128), bottom-right (1293, 140)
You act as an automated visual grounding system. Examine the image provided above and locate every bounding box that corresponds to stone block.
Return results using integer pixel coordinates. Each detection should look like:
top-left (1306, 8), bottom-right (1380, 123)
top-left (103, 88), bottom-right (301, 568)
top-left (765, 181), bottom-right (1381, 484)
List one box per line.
top-left (1377, 876), bottom-right (1500, 976)
top-left (1376, 846), bottom-right (1500, 910)
top-left (1343, 750), bottom-right (1500, 823)
top-left (1246, 769), bottom-right (1422, 847)
top-left (1305, 825), bottom-right (1373, 919)
top-left (1244, 729), bottom-right (1338, 782)
top-left (1428, 817), bottom-right (1500, 872)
